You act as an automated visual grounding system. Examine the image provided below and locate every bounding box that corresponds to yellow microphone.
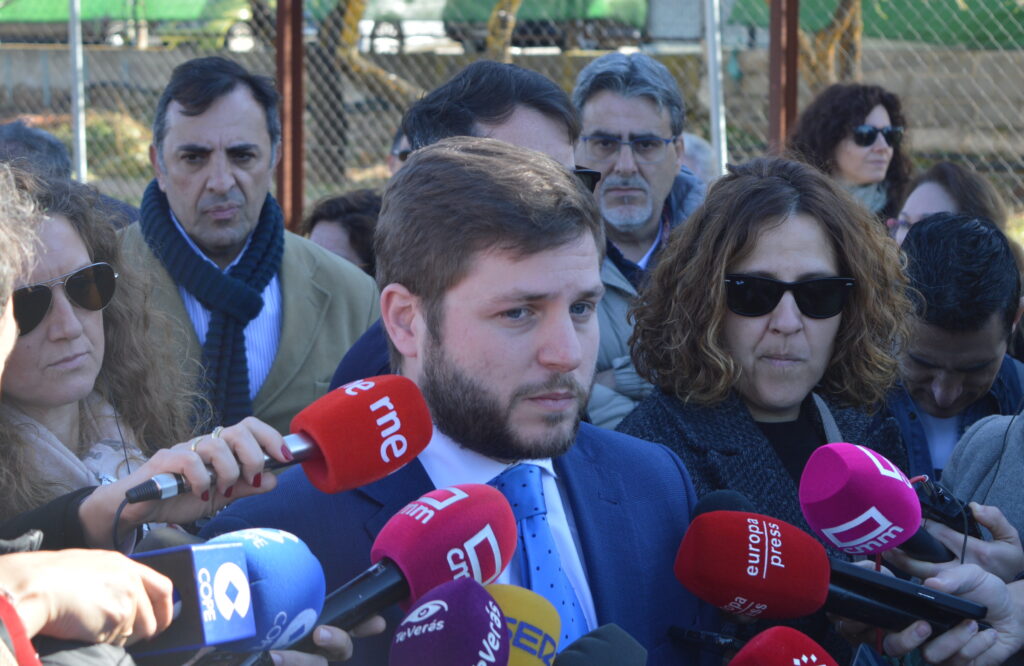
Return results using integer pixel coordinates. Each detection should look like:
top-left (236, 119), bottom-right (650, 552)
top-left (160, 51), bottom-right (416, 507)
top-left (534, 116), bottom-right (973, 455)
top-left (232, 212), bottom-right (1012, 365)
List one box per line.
top-left (487, 584), bottom-right (560, 665)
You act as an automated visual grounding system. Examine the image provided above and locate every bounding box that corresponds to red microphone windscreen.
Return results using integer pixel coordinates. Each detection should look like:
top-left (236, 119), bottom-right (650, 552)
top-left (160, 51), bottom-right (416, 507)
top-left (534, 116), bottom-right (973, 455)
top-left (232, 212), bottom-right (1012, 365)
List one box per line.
top-left (371, 484), bottom-right (517, 607)
top-left (728, 626), bottom-right (839, 666)
top-left (290, 375), bottom-right (433, 494)
top-left (799, 442), bottom-right (920, 555)
top-left (674, 511), bottom-right (829, 619)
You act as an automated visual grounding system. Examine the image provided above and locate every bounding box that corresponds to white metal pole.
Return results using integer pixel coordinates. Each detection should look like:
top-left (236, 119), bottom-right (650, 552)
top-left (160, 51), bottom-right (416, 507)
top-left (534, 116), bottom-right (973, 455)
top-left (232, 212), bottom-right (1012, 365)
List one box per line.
top-left (704, 0), bottom-right (728, 176)
top-left (69, 0), bottom-right (87, 181)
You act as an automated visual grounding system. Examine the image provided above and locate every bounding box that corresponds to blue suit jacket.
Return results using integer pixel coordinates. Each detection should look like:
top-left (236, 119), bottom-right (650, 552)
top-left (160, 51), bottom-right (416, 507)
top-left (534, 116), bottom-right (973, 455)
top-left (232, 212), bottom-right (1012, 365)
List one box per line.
top-left (202, 423), bottom-right (718, 665)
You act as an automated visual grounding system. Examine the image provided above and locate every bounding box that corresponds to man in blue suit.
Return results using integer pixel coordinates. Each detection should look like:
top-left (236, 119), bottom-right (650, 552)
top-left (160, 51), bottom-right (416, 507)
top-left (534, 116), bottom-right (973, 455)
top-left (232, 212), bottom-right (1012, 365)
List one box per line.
top-left (203, 137), bottom-right (715, 664)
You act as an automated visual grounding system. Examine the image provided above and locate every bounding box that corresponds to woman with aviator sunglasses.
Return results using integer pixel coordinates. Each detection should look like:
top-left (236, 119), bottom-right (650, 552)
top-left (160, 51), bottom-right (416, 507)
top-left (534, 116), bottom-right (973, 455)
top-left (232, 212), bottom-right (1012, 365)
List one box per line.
top-left (617, 157), bottom-right (912, 657)
top-left (0, 177), bottom-right (291, 542)
top-left (787, 83), bottom-right (910, 221)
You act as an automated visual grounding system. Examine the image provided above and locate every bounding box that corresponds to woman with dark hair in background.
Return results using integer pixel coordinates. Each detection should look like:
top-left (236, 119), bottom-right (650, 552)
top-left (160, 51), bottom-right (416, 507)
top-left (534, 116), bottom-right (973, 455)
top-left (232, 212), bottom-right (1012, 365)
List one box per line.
top-left (303, 189), bottom-right (381, 276)
top-left (893, 161), bottom-right (1009, 244)
top-left (788, 83), bottom-right (911, 221)
top-left (617, 156), bottom-right (912, 657)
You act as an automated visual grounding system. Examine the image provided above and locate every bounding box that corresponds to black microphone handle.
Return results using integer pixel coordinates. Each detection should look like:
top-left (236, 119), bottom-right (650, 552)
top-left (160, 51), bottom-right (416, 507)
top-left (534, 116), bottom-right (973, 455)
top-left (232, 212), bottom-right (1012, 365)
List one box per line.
top-left (290, 558), bottom-right (409, 654)
top-left (897, 528), bottom-right (955, 564)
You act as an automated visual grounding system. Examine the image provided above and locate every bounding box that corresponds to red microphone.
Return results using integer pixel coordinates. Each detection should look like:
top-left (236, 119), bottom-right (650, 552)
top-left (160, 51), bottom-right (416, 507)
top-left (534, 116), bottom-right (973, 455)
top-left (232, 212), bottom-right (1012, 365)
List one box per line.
top-left (126, 375), bottom-right (432, 502)
top-left (800, 443), bottom-right (952, 562)
top-left (291, 483), bottom-right (517, 653)
top-left (674, 510), bottom-right (831, 619)
top-left (728, 626), bottom-right (839, 666)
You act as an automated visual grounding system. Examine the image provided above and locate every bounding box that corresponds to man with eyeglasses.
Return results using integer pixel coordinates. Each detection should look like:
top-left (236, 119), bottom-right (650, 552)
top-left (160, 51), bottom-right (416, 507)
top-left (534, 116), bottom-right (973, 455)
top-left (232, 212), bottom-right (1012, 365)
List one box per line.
top-left (120, 57), bottom-right (379, 434)
top-left (571, 52), bottom-right (705, 428)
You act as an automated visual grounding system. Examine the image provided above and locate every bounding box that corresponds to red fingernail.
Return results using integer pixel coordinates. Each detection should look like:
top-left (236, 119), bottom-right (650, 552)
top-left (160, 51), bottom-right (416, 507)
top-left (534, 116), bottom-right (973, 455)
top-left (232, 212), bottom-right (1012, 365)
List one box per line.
top-left (253, 473), bottom-right (262, 488)
top-left (282, 445), bottom-right (294, 462)
top-left (224, 487), bottom-right (234, 498)
top-left (201, 490), bottom-right (210, 502)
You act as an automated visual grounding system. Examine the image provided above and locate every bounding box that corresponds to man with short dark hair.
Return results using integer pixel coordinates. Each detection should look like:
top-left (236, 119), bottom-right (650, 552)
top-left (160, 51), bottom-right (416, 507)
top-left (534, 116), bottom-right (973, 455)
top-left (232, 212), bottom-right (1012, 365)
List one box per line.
top-left (885, 212), bottom-right (1024, 479)
top-left (572, 52), bottom-right (705, 427)
top-left (204, 137), bottom-right (715, 665)
top-left (328, 60), bottom-right (584, 389)
top-left (121, 56), bottom-right (378, 433)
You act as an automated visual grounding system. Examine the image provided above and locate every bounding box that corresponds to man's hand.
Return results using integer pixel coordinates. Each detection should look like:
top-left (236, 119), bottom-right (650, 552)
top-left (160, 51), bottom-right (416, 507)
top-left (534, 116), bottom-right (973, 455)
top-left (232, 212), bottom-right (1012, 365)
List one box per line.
top-left (885, 503), bottom-right (1024, 583)
top-left (0, 549), bottom-right (173, 644)
top-left (269, 617), bottom-right (386, 664)
top-left (880, 564), bottom-right (1024, 665)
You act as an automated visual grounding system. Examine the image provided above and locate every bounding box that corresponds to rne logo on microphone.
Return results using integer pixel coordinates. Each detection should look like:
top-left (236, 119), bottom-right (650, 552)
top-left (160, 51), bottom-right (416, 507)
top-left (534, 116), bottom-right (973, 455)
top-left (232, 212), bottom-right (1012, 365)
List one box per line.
top-left (370, 395), bottom-right (410, 463)
top-left (212, 562), bottom-right (251, 620)
top-left (448, 524), bottom-right (504, 585)
top-left (399, 486), bottom-right (470, 525)
top-left (820, 506), bottom-right (905, 554)
top-left (855, 445), bottom-right (911, 488)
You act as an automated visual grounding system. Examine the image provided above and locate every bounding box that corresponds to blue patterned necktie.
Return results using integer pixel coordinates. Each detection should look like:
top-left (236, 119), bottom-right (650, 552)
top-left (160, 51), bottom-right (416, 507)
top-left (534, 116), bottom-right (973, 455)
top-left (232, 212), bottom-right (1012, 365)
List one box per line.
top-left (491, 463), bottom-right (588, 648)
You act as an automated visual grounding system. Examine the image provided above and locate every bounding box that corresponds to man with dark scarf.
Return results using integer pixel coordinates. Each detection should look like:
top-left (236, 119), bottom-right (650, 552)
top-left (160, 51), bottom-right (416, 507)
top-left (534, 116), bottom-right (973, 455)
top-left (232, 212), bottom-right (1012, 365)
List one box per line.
top-left (120, 57), bottom-right (378, 434)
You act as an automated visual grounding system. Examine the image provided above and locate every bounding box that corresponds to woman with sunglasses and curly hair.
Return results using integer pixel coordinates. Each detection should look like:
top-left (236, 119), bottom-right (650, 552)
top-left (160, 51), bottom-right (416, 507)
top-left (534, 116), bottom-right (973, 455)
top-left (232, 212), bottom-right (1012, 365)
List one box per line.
top-left (787, 83), bottom-right (911, 221)
top-left (0, 176), bottom-right (290, 537)
top-left (617, 157), bottom-right (912, 656)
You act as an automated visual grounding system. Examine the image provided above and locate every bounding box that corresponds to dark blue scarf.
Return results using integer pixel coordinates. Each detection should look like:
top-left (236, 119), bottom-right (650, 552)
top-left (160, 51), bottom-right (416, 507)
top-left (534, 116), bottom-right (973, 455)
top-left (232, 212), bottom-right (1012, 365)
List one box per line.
top-left (139, 180), bottom-right (284, 426)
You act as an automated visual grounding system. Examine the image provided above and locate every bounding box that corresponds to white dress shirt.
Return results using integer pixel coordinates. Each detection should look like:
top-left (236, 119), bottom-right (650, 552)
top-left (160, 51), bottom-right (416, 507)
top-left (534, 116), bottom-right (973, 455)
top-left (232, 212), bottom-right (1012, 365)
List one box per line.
top-left (170, 212), bottom-right (281, 401)
top-left (417, 426), bottom-right (598, 632)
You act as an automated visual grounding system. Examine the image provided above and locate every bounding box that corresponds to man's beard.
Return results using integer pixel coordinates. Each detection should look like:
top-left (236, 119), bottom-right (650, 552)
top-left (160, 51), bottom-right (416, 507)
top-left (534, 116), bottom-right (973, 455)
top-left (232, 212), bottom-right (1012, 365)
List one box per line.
top-left (599, 175), bottom-right (654, 232)
top-left (420, 337), bottom-right (588, 462)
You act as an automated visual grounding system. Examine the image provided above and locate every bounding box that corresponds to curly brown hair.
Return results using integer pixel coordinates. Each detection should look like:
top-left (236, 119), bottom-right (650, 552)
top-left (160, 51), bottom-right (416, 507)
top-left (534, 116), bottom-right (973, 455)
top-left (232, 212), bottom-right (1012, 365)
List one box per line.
top-left (787, 83), bottom-right (911, 220)
top-left (630, 157), bottom-right (911, 410)
top-left (0, 178), bottom-right (201, 518)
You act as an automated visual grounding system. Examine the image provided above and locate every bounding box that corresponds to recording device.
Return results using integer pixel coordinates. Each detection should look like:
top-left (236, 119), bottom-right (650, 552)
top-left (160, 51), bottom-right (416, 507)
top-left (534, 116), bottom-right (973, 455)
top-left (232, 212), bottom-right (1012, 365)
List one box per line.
top-left (553, 624), bottom-right (647, 666)
top-left (674, 509), bottom-right (988, 634)
top-left (290, 483), bottom-right (517, 654)
top-left (129, 541), bottom-right (256, 657)
top-left (487, 584), bottom-right (560, 665)
top-left (388, 578), bottom-right (509, 666)
top-left (189, 529), bottom-right (326, 665)
top-left (125, 375), bottom-right (432, 503)
top-left (799, 442), bottom-right (954, 563)
top-left (727, 626), bottom-right (838, 666)
top-left (916, 477), bottom-right (982, 539)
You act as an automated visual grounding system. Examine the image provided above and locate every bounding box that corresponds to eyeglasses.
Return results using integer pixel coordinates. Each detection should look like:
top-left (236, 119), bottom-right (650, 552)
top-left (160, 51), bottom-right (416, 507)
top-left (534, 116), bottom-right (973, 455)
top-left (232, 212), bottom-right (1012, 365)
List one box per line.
top-left (13, 262), bottom-right (118, 336)
top-left (579, 134), bottom-right (677, 164)
top-left (851, 125), bottom-right (903, 148)
top-left (573, 167), bottom-right (601, 193)
top-left (724, 274), bottom-right (855, 319)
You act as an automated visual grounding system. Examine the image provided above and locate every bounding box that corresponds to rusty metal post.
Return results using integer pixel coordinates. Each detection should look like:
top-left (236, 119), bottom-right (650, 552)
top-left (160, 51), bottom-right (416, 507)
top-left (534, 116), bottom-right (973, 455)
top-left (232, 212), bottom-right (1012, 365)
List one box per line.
top-left (276, 0), bottom-right (305, 231)
top-left (768, 0), bottom-right (799, 154)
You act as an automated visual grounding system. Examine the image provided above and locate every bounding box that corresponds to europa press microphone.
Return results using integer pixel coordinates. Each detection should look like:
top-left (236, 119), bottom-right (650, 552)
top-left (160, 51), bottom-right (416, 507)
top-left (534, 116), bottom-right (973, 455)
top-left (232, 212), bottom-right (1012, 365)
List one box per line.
top-left (291, 483), bottom-right (518, 653)
top-left (124, 375), bottom-right (432, 503)
top-left (388, 578), bottom-right (510, 666)
top-left (799, 442), bottom-right (954, 563)
top-left (674, 506), bottom-right (988, 634)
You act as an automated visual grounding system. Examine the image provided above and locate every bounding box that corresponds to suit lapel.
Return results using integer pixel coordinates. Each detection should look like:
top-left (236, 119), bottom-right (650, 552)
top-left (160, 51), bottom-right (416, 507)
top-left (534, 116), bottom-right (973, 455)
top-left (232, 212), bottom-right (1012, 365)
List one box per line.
top-left (253, 234), bottom-right (331, 414)
top-left (554, 426), bottom-right (633, 625)
top-left (356, 459), bottom-right (434, 541)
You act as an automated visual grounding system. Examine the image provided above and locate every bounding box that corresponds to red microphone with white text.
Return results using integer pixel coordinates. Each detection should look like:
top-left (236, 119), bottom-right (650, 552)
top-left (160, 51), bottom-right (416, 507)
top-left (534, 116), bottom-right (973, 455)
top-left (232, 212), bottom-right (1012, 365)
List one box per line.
top-left (291, 483), bottom-right (518, 653)
top-left (125, 375), bottom-right (432, 502)
top-left (728, 626), bottom-right (838, 666)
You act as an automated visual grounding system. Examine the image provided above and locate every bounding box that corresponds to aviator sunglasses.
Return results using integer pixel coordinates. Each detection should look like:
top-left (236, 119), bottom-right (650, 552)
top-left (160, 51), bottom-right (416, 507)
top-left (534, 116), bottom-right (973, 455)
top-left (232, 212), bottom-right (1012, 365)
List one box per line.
top-left (724, 274), bottom-right (855, 319)
top-left (851, 124), bottom-right (903, 148)
top-left (13, 262), bottom-right (118, 336)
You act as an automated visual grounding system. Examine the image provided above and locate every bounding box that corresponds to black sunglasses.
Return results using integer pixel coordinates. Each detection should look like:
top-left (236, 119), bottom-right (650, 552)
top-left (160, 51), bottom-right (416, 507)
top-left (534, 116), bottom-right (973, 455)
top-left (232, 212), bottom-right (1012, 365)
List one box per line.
top-left (724, 274), bottom-right (854, 319)
top-left (851, 125), bottom-right (903, 148)
top-left (573, 167), bottom-right (601, 193)
top-left (14, 262), bottom-right (118, 336)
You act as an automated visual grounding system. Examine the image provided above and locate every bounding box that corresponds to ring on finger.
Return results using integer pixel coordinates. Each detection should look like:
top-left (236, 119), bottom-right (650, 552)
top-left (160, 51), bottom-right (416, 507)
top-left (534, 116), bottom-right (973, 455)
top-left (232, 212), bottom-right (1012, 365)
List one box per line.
top-left (211, 425), bottom-right (225, 439)
top-left (188, 436), bottom-right (202, 453)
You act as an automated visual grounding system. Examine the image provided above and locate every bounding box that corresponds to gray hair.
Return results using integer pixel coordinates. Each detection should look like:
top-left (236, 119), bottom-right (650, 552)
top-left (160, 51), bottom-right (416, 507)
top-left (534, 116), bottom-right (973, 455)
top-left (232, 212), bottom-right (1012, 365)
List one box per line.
top-left (0, 121), bottom-right (72, 180)
top-left (682, 132), bottom-right (716, 185)
top-left (0, 164), bottom-right (38, 310)
top-left (572, 52), bottom-right (686, 136)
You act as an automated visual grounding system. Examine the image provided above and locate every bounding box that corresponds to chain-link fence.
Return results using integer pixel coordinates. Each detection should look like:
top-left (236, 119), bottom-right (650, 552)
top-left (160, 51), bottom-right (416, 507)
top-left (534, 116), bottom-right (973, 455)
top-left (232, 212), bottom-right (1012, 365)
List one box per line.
top-left (0, 0), bottom-right (1022, 219)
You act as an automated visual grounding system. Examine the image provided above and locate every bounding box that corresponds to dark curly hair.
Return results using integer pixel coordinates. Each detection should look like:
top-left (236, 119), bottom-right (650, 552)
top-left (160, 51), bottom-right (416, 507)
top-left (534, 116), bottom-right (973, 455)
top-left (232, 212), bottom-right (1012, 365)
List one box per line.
top-left (787, 83), bottom-right (910, 220)
top-left (630, 156), bottom-right (911, 410)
